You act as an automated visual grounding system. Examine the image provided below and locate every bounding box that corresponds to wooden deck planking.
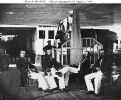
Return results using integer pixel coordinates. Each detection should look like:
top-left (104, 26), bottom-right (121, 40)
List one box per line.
top-left (80, 90), bottom-right (102, 100)
top-left (79, 90), bottom-right (94, 100)
top-left (30, 89), bottom-right (45, 100)
top-left (59, 92), bottom-right (72, 100)
top-left (46, 94), bottom-right (57, 100)
top-left (11, 87), bottom-right (19, 99)
top-left (30, 86), bottom-right (39, 97)
top-left (45, 92), bottom-right (54, 100)
top-left (53, 92), bottom-right (66, 100)
top-left (22, 87), bottom-right (31, 100)
top-left (0, 67), bottom-right (119, 100)
top-left (19, 87), bottom-right (25, 100)
top-left (59, 93), bottom-right (74, 100)
top-left (68, 91), bottom-right (80, 100)
top-left (72, 90), bottom-right (88, 100)
top-left (49, 93), bottom-right (60, 100)
top-left (28, 87), bottom-right (40, 100)
top-left (36, 91), bottom-right (47, 100)
top-left (25, 91), bottom-right (34, 100)
top-left (61, 92), bottom-right (74, 100)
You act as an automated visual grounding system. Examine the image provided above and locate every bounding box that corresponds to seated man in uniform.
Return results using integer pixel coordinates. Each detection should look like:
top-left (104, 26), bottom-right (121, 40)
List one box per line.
top-left (84, 49), bottom-right (111, 96)
top-left (28, 63), bottom-right (57, 93)
top-left (16, 50), bottom-right (57, 93)
top-left (111, 62), bottom-right (120, 85)
top-left (79, 51), bottom-right (91, 84)
top-left (42, 47), bottom-right (81, 92)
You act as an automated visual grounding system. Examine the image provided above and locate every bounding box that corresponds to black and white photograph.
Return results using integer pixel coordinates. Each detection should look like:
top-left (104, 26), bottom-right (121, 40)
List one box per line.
top-left (0, 1), bottom-right (121, 100)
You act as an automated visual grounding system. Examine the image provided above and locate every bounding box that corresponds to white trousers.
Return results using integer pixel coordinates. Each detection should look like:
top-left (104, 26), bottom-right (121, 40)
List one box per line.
top-left (51, 65), bottom-right (79, 89)
top-left (85, 70), bottom-right (103, 94)
top-left (64, 72), bottom-right (71, 87)
top-left (29, 72), bottom-right (57, 90)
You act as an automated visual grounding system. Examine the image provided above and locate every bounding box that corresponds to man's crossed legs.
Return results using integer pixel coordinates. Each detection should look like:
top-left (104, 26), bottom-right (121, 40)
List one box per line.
top-left (29, 71), bottom-right (57, 93)
top-left (50, 63), bottom-right (81, 91)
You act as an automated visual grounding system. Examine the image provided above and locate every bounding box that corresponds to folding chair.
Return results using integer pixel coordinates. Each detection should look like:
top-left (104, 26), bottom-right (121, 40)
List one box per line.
top-left (19, 64), bottom-right (38, 92)
top-left (100, 72), bottom-right (111, 95)
top-left (26, 64), bottom-right (38, 92)
top-left (67, 63), bottom-right (83, 90)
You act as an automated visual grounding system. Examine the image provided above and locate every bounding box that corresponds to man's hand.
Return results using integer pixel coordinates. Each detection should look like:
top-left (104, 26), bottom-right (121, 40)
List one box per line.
top-left (46, 68), bottom-right (51, 72)
top-left (55, 72), bottom-right (63, 77)
top-left (90, 64), bottom-right (94, 69)
top-left (44, 71), bottom-right (52, 76)
top-left (96, 67), bottom-right (101, 71)
top-left (48, 71), bottom-right (52, 76)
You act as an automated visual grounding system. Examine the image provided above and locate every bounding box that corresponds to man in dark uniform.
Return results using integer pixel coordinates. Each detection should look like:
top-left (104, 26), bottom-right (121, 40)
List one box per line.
top-left (41, 47), bottom-right (81, 92)
top-left (85, 49), bottom-right (111, 96)
top-left (79, 51), bottom-right (91, 84)
top-left (16, 50), bottom-right (28, 87)
top-left (43, 40), bottom-right (55, 52)
top-left (16, 50), bottom-right (57, 93)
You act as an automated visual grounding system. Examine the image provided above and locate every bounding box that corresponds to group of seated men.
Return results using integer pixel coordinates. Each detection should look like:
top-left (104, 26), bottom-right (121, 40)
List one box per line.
top-left (16, 47), bottom-right (81, 93)
top-left (16, 46), bottom-right (121, 97)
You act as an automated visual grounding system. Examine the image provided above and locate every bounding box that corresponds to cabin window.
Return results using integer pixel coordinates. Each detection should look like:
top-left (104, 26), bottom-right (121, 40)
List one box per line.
top-left (39, 30), bottom-right (45, 39)
top-left (48, 30), bottom-right (54, 39)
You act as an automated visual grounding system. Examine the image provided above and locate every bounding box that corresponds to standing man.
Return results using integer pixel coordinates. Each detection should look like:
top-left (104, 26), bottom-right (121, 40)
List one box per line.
top-left (43, 40), bottom-right (52, 51)
top-left (42, 47), bottom-right (81, 92)
top-left (43, 40), bottom-right (56, 52)
top-left (43, 40), bottom-right (56, 57)
top-left (84, 49), bottom-right (111, 96)
top-left (16, 50), bottom-right (28, 87)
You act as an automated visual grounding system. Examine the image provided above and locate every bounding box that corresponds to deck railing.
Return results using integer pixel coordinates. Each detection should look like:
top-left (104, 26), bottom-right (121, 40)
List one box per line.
top-left (9, 37), bottom-right (103, 65)
top-left (55, 37), bottom-right (103, 65)
top-left (55, 39), bottom-right (71, 65)
top-left (82, 37), bottom-right (103, 64)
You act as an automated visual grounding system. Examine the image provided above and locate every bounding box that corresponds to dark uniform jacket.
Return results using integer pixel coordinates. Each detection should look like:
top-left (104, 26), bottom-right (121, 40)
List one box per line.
top-left (16, 57), bottom-right (28, 72)
top-left (79, 56), bottom-right (91, 83)
top-left (41, 54), bottom-right (63, 72)
top-left (81, 56), bottom-right (91, 74)
top-left (93, 54), bottom-right (112, 76)
top-left (43, 45), bottom-right (53, 51)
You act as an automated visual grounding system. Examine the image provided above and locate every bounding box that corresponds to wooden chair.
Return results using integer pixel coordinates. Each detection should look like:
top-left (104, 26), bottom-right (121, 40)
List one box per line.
top-left (26, 64), bottom-right (38, 92)
top-left (100, 72), bottom-right (111, 95)
top-left (19, 64), bottom-right (38, 92)
top-left (67, 63), bottom-right (83, 90)
top-left (25, 54), bottom-right (43, 91)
